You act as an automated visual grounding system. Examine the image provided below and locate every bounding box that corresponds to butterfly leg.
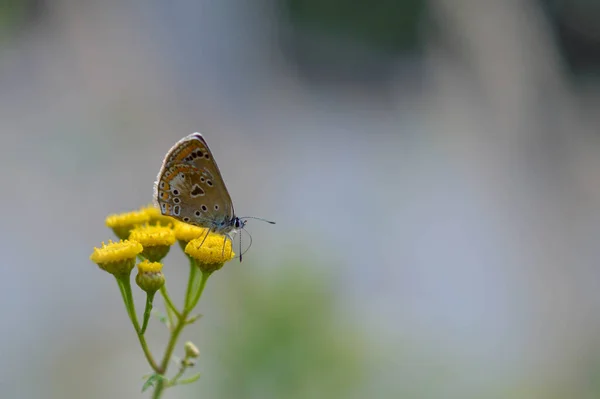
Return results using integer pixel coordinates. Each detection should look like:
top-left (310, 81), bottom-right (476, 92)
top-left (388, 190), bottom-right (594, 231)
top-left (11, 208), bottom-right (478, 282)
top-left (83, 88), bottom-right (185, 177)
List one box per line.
top-left (221, 233), bottom-right (236, 261)
top-left (221, 235), bottom-right (227, 258)
top-left (196, 226), bottom-right (212, 248)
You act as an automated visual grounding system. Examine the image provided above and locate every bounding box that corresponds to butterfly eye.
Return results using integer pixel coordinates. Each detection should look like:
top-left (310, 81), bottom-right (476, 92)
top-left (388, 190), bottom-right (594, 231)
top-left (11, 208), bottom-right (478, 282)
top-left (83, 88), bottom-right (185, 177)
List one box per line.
top-left (172, 189), bottom-right (180, 196)
top-left (195, 210), bottom-right (201, 217)
top-left (206, 180), bottom-right (213, 187)
top-left (201, 205), bottom-right (207, 212)
top-left (214, 205), bottom-right (219, 210)
top-left (173, 197), bottom-right (181, 204)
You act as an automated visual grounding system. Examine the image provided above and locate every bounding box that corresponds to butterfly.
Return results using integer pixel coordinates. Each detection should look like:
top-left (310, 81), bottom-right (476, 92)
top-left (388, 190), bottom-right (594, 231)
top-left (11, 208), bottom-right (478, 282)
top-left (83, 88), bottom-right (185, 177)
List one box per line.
top-left (153, 133), bottom-right (274, 260)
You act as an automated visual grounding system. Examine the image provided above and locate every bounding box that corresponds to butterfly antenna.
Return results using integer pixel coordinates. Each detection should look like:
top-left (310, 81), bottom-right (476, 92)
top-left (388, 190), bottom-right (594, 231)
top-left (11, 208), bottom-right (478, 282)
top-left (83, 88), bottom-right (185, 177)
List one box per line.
top-left (239, 216), bottom-right (276, 224)
top-left (227, 228), bottom-right (253, 262)
top-left (240, 227), bottom-right (253, 261)
top-left (239, 228), bottom-right (243, 262)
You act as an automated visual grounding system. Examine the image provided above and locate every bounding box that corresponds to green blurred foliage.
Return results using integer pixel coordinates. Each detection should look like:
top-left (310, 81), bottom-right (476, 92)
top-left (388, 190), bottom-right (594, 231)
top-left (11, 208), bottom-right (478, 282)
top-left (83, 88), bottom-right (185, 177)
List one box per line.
top-left (0, 0), bottom-right (36, 37)
top-left (283, 0), bottom-right (427, 53)
top-left (538, 0), bottom-right (600, 78)
top-left (205, 263), bottom-right (367, 399)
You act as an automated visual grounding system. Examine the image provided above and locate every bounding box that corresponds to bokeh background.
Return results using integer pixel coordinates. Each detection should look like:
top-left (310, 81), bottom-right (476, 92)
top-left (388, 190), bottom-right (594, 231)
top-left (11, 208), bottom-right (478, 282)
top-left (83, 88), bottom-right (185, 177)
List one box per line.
top-left (2, 0), bottom-right (600, 398)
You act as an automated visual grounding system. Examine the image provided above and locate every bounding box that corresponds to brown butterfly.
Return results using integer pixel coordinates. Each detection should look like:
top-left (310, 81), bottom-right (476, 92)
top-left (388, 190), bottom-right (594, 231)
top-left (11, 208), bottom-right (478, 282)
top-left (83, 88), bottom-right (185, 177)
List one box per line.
top-left (153, 133), bottom-right (274, 260)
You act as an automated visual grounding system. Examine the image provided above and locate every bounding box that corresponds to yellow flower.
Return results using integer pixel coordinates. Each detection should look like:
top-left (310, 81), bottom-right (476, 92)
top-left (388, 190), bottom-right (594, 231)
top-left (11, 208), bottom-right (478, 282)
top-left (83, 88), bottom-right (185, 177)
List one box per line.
top-left (135, 260), bottom-right (165, 293)
top-left (174, 221), bottom-right (210, 250)
top-left (129, 223), bottom-right (176, 246)
top-left (129, 223), bottom-right (176, 262)
top-left (185, 233), bottom-right (235, 273)
top-left (137, 259), bottom-right (163, 273)
top-left (90, 240), bottom-right (143, 277)
top-left (140, 204), bottom-right (175, 225)
top-left (105, 210), bottom-right (150, 240)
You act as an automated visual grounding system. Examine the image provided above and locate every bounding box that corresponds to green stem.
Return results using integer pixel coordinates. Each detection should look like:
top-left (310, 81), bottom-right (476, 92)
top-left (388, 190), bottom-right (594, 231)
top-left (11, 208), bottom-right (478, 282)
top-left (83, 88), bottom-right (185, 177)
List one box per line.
top-left (184, 259), bottom-right (198, 309)
top-left (152, 381), bottom-right (164, 399)
top-left (160, 285), bottom-right (180, 317)
top-left (168, 367), bottom-right (186, 387)
top-left (159, 285), bottom-right (180, 327)
top-left (140, 292), bottom-right (155, 335)
top-left (188, 271), bottom-right (211, 311)
top-left (116, 277), bottom-right (130, 308)
top-left (116, 276), bottom-right (136, 327)
top-left (152, 271), bottom-right (210, 398)
top-left (115, 276), bottom-right (160, 372)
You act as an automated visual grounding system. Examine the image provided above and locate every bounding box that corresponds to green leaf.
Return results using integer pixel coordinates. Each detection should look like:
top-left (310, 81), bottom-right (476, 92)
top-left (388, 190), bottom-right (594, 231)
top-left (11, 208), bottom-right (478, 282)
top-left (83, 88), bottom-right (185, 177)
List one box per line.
top-left (141, 373), bottom-right (167, 392)
top-left (142, 374), bottom-right (158, 392)
top-left (176, 372), bottom-right (201, 386)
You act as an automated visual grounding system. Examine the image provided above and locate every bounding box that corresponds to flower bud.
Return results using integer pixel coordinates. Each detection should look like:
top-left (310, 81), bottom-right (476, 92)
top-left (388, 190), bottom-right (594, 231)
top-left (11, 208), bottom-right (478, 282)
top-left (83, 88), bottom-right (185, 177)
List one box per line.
top-left (135, 260), bottom-right (165, 293)
top-left (184, 341), bottom-right (200, 358)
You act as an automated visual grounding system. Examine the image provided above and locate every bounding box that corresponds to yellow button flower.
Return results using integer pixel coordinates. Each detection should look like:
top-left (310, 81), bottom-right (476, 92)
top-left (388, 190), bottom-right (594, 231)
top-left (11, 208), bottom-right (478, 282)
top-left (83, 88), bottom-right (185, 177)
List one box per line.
top-left (90, 240), bottom-right (143, 277)
top-left (174, 221), bottom-right (210, 250)
top-left (129, 223), bottom-right (176, 262)
top-left (135, 260), bottom-right (165, 293)
top-left (137, 259), bottom-right (163, 273)
top-left (106, 210), bottom-right (151, 240)
top-left (140, 204), bottom-right (175, 226)
top-left (185, 233), bottom-right (235, 273)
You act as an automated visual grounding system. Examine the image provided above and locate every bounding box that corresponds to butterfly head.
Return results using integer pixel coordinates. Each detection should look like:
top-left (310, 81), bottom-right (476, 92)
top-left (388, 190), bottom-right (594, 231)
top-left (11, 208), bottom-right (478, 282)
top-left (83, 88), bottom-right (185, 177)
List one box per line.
top-left (233, 217), bottom-right (246, 230)
top-left (211, 216), bottom-right (246, 235)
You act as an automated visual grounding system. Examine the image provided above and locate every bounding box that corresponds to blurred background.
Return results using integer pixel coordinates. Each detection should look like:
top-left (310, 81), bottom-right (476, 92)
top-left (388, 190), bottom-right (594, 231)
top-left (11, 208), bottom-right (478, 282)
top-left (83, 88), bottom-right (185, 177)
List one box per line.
top-left (2, 0), bottom-right (600, 398)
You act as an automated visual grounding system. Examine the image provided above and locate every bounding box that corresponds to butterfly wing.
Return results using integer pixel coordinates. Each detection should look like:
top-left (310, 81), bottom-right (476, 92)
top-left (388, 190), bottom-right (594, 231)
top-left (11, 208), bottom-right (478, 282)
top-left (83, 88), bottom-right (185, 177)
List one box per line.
top-left (153, 133), bottom-right (235, 227)
top-left (160, 133), bottom-right (207, 165)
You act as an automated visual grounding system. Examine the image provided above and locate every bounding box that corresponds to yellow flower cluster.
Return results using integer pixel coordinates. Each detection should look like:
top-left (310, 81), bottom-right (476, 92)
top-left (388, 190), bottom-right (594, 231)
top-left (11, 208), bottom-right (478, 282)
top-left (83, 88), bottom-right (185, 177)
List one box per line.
top-left (91, 205), bottom-right (235, 278)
